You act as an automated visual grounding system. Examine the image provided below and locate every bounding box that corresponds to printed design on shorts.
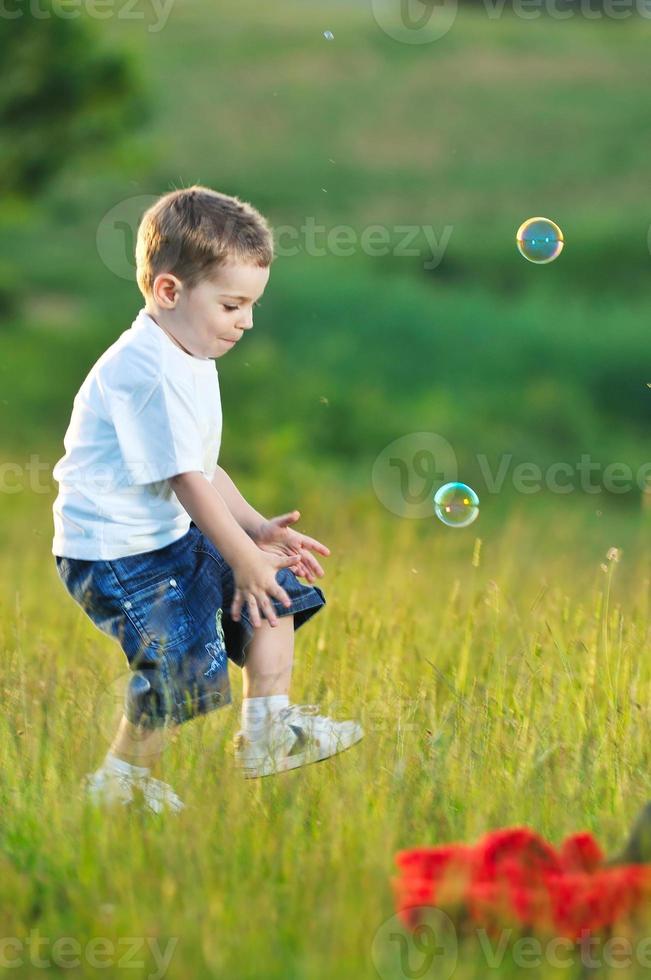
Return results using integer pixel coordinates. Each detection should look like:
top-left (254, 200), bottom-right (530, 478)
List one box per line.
top-left (203, 608), bottom-right (227, 679)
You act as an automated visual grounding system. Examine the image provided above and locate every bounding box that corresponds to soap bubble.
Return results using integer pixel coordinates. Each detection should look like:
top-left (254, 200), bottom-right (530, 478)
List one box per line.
top-left (433, 482), bottom-right (479, 528)
top-left (516, 217), bottom-right (564, 264)
top-left (323, 30), bottom-right (334, 40)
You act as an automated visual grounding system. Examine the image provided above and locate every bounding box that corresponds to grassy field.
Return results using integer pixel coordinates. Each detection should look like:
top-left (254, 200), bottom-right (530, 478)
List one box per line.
top-left (4, 492), bottom-right (651, 977)
top-left (5, 0), bottom-right (651, 976)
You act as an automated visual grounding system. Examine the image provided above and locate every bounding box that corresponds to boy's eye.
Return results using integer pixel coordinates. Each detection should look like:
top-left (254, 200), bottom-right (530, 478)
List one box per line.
top-left (222, 301), bottom-right (262, 311)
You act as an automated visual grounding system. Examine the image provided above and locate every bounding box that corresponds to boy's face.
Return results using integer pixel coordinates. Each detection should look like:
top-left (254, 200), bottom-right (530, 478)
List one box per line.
top-left (149, 260), bottom-right (271, 360)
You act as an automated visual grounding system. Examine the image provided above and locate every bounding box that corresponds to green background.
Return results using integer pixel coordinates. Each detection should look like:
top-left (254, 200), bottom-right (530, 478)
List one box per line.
top-left (4, 3), bottom-right (651, 978)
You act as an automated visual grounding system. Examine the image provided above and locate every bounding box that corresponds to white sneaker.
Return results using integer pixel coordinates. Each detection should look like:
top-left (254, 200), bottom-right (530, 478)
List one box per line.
top-left (141, 775), bottom-right (185, 814)
top-left (84, 768), bottom-right (134, 809)
top-left (233, 703), bottom-right (364, 778)
top-left (84, 769), bottom-right (185, 814)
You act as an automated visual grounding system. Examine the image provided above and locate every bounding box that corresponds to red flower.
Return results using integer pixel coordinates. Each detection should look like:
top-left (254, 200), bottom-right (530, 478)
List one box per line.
top-left (560, 833), bottom-right (604, 873)
top-left (393, 827), bottom-right (651, 941)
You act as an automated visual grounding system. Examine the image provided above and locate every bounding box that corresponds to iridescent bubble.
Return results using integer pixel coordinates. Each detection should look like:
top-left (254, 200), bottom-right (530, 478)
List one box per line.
top-left (516, 217), bottom-right (564, 264)
top-left (433, 482), bottom-right (479, 528)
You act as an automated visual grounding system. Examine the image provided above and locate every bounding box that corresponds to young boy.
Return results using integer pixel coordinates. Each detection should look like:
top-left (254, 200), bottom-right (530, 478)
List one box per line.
top-left (52, 185), bottom-right (363, 813)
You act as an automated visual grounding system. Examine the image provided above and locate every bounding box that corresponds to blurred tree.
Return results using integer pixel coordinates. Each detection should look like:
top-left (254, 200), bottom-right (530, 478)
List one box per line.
top-left (0, 8), bottom-right (149, 318)
top-left (0, 9), bottom-right (149, 198)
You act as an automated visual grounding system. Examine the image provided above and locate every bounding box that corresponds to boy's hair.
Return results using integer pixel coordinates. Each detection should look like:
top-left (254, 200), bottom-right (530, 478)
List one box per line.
top-left (135, 185), bottom-right (274, 299)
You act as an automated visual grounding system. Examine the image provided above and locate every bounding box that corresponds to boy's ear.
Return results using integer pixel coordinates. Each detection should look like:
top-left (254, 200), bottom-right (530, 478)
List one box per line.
top-left (154, 273), bottom-right (182, 308)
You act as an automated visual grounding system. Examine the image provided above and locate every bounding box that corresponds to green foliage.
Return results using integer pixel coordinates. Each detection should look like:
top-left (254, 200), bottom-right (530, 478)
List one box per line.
top-left (1, 2), bottom-right (649, 493)
top-left (0, 7), bottom-right (149, 198)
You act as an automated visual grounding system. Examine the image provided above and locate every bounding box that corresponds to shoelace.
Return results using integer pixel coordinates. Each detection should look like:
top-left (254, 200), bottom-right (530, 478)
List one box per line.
top-left (92, 770), bottom-right (182, 812)
top-left (276, 703), bottom-right (323, 725)
top-left (142, 777), bottom-right (183, 812)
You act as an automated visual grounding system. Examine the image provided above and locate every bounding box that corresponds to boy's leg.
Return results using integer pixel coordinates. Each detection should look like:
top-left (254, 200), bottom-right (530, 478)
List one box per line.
top-left (234, 612), bottom-right (364, 777)
top-left (108, 714), bottom-right (169, 769)
top-left (86, 715), bottom-right (184, 812)
top-left (241, 613), bottom-right (295, 698)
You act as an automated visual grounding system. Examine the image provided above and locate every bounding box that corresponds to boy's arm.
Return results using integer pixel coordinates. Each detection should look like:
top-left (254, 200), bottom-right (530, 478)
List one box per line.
top-left (170, 471), bottom-right (299, 625)
top-left (169, 471), bottom-right (263, 568)
top-left (209, 465), bottom-right (266, 539)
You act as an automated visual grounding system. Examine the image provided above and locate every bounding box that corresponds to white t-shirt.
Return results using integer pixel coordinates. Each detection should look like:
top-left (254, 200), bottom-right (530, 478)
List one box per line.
top-left (52, 308), bottom-right (222, 560)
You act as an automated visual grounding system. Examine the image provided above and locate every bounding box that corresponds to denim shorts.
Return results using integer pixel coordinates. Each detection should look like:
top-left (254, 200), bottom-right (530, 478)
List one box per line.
top-left (54, 521), bottom-right (326, 729)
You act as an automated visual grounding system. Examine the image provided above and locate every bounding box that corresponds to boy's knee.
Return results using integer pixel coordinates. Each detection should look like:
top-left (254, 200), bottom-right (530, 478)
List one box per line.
top-left (125, 669), bottom-right (175, 731)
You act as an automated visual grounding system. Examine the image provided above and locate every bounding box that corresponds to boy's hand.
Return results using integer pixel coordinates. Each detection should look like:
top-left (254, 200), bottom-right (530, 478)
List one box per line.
top-left (252, 510), bottom-right (330, 584)
top-left (231, 548), bottom-right (300, 628)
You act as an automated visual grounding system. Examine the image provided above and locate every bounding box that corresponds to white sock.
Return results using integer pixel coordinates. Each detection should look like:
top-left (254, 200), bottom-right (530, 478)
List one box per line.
top-left (102, 752), bottom-right (150, 780)
top-left (242, 694), bottom-right (289, 738)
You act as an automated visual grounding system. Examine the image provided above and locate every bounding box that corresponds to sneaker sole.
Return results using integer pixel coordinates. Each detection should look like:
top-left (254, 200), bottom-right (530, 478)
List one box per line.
top-left (84, 779), bottom-right (184, 814)
top-left (237, 723), bottom-right (364, 779)
top-left (85, 792), bottom-right (184, 814)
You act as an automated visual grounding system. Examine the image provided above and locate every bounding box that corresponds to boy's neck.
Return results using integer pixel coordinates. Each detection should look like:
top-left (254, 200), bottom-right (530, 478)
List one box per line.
top-left (144, 307), bottom-right (202, 359)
